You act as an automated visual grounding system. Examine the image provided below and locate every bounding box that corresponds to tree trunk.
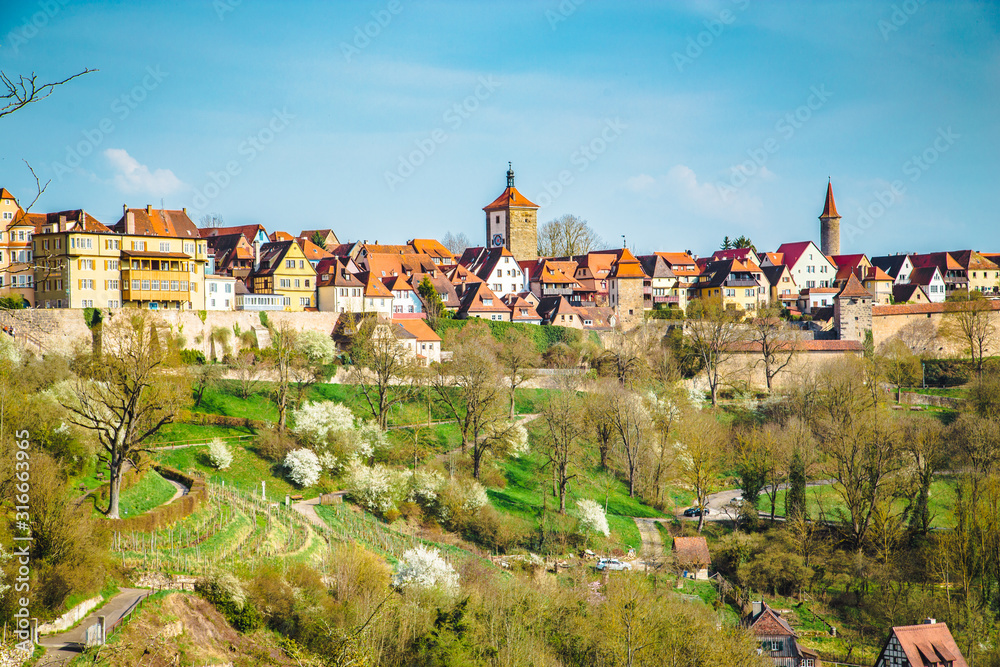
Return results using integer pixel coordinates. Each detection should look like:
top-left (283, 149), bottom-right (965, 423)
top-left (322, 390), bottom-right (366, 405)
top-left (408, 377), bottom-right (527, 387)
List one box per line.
top-left (107, 461), bottom-right (122, 519)
top-left (473, 448), bottom-right (482, 480)
top-left (710, 380), bottom-right (718, 407)
top-left (509, 393), bottom-right (516, 420)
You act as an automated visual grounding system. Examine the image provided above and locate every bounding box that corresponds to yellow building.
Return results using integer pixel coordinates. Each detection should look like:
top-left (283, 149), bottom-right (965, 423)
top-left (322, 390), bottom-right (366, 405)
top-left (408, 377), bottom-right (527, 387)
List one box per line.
top-left (249, 240), bottom-right (317, 310)
top-left (0, 188), bottom-right (41, 306)
top-left (32, 205), bottom-right (209, 310)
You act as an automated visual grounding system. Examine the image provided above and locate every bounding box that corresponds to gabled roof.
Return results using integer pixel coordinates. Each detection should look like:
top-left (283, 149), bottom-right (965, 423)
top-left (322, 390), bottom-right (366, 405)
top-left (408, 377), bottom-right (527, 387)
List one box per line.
top-left (392, 317), bottom-right (441, 342)
top-left (877, 623), bottom-right (968, 667)
top-left (830, 253), bottom-right (868, 269)
top-left (637, 254), bottom-right (676, 280)
top-left (409, 238), bottom-right (455, 261)
top-left (820, 180), bottom-right (840, 218)
top-left (577, 305), bottom-right (616, 329)
top-left (251, 241), bottom-right (295, 277)
top-left (270, 231), bottom-right (294, 242)
top-left (711, 248), bottom-right (759, 265)
top-left (297, 237), bottom-right (334, 263)
top-left (949, 249), bottom-right (999, 272)
top-left (458, 245), bottom-right (521, 282)
top-left (864, 266), bottom-right (894, 282)
top-left (200, 224), bottom-right (267, 240)
top-left (458, 282), bottom-right (509, 314)
top-left (535, 295), bottom-right (582, 324)
top-left (871, 254), bottom-right (912, 278)
top-left (893, 284), bottom-right (929, 304)
top-left (117, 207), bottom-right (199, 238)
top-left (608, 247), bottom-right (647, 279)
top-left (361, 271), bottom-right (393, 298)
top-left (317, 258), bottom-right (364, 288)
top-left (911, 252), bottom-right (963, 272)
top-left (837, 273), bottom-right (872, 299)
top-left (383, 274), bottom-right (414, 292)
top-left (38, 210), bottom-right (112, 234)
top-left (537, 260), bottom-right (581, 286)
top-left (673, 536), bottom-right (711, 568)
top-left (0, 187), bottom-right (17, 202)
top-left (411, 270), bottom-right (461, 309)
top-left (447, 263), bottom-right (484, 285)
top-left (760, 264), bottom-right (790, 288)
top-left (761, 251), bottom-right (785, 266)
top-left (775, 241), bottom-right (823, 269)
top-left (483, 186), bottom-right (538, 210)
top-left (749, 605), bottom-right (797, 638)
top-left (503, 295), bottom-right (541, 322)
top-left (908, 266), bottom-right (943, 287)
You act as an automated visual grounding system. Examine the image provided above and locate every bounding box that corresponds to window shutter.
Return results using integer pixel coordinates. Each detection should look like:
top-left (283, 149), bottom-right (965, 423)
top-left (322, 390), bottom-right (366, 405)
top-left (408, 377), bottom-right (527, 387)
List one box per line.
top-left (78, 279), bottom-right (82, 289)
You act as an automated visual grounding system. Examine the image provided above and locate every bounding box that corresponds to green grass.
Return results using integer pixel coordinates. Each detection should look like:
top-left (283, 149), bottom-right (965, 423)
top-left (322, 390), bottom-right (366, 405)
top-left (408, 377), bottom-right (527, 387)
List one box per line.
top-left (149, 422), bottom-right (254, 445)
top-left (755, 478), bottom-right (958, 528)
top-left (154, 442), bottom-right (310, 501)
top-left (899, 386), bottom-right (967, 398)
top-left (117, 470), bottom-right (177, 518)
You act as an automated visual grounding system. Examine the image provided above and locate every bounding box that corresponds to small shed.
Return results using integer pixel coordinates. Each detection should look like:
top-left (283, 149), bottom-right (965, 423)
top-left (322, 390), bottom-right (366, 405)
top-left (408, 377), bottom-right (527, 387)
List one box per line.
top-left (673, 536), bottom-right (711, 580)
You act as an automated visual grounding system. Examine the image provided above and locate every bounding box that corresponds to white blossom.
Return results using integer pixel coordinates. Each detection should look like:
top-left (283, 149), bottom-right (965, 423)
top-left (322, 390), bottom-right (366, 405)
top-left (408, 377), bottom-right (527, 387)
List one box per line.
top-left (459, 479), bottom-right (489, 512)
top-left (207, 438), bottom-right (233, 470)
top-left (296, 330), bottom-right (338, 365)
top-left (344, 462), bottom-right (401, 514)
top-left (506, 421), bottom-right (530, 458)
top-left (574, 499), bottom-right (610, 537)
top-left (291, 401), bottom-right (355, 446)
top-left (355, 420), bottom-right (387, 460)
top-left (392, 545), bottom-right (459, 593)
top-left (408, 469), bottom-right (446, 507)
top-left (284, 448), bottom-right (322, 487)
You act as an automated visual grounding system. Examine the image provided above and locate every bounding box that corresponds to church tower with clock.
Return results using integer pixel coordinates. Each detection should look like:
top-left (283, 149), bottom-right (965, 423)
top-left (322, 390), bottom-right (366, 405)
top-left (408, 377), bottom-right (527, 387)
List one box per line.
top-left (483, 163), bottom-right (539, 261)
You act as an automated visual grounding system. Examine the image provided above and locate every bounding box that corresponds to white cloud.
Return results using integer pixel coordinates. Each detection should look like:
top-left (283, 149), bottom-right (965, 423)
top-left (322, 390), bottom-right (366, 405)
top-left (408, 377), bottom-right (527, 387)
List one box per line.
top-left (624, 164), bottom-right (764, 222)
top-left (104, 148), bottom-right (185, 196)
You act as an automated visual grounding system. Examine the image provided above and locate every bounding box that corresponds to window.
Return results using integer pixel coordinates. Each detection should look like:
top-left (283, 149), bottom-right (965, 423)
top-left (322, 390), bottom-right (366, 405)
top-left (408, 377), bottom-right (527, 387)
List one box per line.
top-left (304, 279), bottom-right (309, 288)
top-left (132, 279), bottom-right (140, 290)
top-left (209, 282), bottom-right (218, 292)
top-left (151, 280), bottom-right (160, 290)
top-left (171, 280), bottom-right (179, 291)
top-left (294, 279), bottom-right (300, 288)
top-left (108, 259), bottom-right (119, 270)
top-left (300, 297), bottom-right (310, 305)
top-left (108, 280), bottom-right (119, 290)
top-left (142, 280), bottom-right (150, 290)
top-left (211, 299), bottom-right (216, 307)
top-left (286, 259), bottom-right (295, 268)
top-left (299, 260), bottom-right (304, 269)
top-left (184, 242), bottom-right (194, 254)
top-left (133, 240), bottom-right (145, 251)
top-left (159, 242), bottom-right (170, 252)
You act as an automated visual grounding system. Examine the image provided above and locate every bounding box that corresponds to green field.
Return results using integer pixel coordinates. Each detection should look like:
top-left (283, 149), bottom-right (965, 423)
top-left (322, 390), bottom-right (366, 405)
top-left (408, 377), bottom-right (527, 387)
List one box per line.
top-left (154, 443), bottom-right (312, 501)
top-left (755, 478), bottom-right (958, 528)
top-left (116, 470), bottom-right (178, 518)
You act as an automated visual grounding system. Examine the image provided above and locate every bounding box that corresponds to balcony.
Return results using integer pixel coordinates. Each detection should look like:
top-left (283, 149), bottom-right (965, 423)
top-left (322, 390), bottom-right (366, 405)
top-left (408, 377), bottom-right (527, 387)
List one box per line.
top-left (724, 279), bottom-right (758, 287)
top-left (236, 294), bottom-right (291, 311)
top-left (653, 295), bottom-right (679, 304)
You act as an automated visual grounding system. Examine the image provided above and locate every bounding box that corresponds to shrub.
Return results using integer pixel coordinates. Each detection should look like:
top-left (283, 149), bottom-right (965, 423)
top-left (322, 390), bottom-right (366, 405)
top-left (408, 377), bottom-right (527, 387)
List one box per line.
top-left (392, 545), bottom-right (459, 593)
top-left (574, 499), bottom-right (610, 537)
top-left (291, 401), bottom-right (355, 446)
top-left (196, 572), bottom-right (260, 632)
top-left (180, 349), bottom-right (206, 365)
top-left (207, 438), bottom-right (233, 470)
top-left (284, 449), bottom-right (322, 487)
top-left (255, 427), bottom-right (297, 462)
top-left (344, 462), bottom-right (401, 514)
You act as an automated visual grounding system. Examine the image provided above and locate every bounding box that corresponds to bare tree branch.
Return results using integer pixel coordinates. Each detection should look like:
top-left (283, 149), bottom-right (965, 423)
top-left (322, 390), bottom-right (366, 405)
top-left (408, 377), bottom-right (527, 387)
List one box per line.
top-left (0, 68), bottom-right (97, 119)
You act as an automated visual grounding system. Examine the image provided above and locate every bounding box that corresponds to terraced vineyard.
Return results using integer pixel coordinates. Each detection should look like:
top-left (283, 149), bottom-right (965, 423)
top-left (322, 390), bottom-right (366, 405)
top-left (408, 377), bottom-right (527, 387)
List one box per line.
top-left (111, 483), bottom-right (325, 575)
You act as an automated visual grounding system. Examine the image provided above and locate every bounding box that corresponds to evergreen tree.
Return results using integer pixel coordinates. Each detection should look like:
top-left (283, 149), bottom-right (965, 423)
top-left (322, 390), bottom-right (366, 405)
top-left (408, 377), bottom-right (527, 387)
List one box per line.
top-left (786, 449), bottom-right (807, 520)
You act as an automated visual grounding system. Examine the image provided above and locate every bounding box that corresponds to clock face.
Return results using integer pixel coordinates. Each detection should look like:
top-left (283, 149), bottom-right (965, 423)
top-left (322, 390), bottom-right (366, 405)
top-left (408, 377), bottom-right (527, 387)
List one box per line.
top-left (492, 234), bottom-right (504, 247)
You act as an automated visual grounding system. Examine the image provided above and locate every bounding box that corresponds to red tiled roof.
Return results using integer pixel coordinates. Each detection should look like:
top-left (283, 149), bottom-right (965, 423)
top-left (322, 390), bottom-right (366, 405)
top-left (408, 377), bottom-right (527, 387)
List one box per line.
top-left (879, 623), bottom-right (968, 667)
top-left (297, 237), bottom-right (334, 262)
top-left (830, 253), bottom-right (868, 269)
top-left (118, 207), bottom-right (199, 238)
top-left (775, 241), bottom-right (817, 270)
top-left (483, 186), bottom-right (539, 210)
top-left (410, 238), bottom-right (455, 260)
top-left (609, 247), bottom-right (647, 279)
top-left (821, 180), bottom-right (840, 218)
top-left (393, 317), bottom-right (441, 342)
top-left (837, 273), bottom-right (872, 299)
top-left (200, 224), bottom-right (267, 240)
top-left (673, 536), bottom-right (711, 568)
top-left (0, 188), bottom-right (17, 202)
top-left (873, 301), bottom-right (1000, 316)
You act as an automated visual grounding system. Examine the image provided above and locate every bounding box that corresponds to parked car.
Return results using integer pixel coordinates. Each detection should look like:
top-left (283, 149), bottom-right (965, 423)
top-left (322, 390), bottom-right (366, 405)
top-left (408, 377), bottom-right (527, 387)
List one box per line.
top-left (683, 506), bottom-right (711, 517)
top-left (728, 497), bottom-right (744, 508)
top-left (595, 558), bottom-right (632, 572)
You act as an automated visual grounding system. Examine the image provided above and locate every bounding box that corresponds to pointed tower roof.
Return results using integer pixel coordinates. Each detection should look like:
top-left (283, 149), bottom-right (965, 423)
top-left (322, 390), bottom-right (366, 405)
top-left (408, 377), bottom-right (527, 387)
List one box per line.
top-left (820, 180), bottom-right (840, 219)
top-left (609, 247), bottom-right (647, 279)
top-left (483, 164), bottom-right (539, 210)
top-left (837, 273), bottom-right (871, 299)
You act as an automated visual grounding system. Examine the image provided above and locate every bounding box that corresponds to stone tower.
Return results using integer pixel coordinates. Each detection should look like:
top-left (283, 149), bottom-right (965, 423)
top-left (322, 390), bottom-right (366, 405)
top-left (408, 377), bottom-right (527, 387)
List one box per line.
top-left (483, 164), bottom-right (539, 261)
top-left (833, 273), bottom-right (873, 342)
top-left (819, 180), bottom-right (841, 256)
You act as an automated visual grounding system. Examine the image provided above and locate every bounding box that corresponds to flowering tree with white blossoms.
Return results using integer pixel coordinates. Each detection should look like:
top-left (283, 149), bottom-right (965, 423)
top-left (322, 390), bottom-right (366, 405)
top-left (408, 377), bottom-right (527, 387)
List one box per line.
top-left (291, 401), bottom-right (355, 446)
top-left (407, 469), bottom-right (446, 509)
top-left (207, 438), bottom-right (233, 470)
top-left (344, 461), bottom-right (401, 514)
top-left (392, 545), bottom-right (459, 593)
top-left (574, 499), bottom-right (610, 537)
top-left (284, 448), bottom-right (322, 488)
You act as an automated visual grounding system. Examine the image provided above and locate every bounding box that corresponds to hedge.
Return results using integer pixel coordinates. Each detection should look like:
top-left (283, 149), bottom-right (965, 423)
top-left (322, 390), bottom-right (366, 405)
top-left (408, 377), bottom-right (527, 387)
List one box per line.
top-left (112, 466), bottom-right (207, 533)
top-left (922, 357), bottom-right (1000, 387)
top-left (433, 318), bottom-right (583, 353)
top-left (178, 410), bottom-right (270, 430)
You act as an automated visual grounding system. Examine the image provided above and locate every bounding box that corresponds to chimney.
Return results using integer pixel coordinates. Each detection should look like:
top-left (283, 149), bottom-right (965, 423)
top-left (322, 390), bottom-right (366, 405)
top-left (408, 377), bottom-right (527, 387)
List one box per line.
top-left (146, 204), bottom-right (152, 214)
top-left (182, 207), bottom-right (187, 214)
top-left (124, 206), bottom-right (136, 235)
top-left (253, 240), bottom-right (261, 271)
top-left (58, 214), bottom-right (67, 233)
top-left (751, 601), bottom-right (764, 619)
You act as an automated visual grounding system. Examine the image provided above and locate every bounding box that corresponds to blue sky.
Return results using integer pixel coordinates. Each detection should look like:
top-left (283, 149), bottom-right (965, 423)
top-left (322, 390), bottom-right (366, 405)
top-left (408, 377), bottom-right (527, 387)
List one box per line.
top-left (1, 0), bottom-right (997, 256)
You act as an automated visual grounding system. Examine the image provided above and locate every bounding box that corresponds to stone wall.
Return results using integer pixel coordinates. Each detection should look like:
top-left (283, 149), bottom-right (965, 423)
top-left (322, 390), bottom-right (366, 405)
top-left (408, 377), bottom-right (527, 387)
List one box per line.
top-left (509, 209), bottom-right (538, 261)
top-left (0, 308), bottom-right (343, 358)
top-left (716, 349), bottom-right (861, 391)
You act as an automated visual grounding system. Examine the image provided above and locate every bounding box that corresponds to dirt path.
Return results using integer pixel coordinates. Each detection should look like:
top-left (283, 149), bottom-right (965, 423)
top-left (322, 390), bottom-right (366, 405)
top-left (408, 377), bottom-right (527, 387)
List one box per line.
top-left (633, 518), bottom-right (670, 563)
top-left (39, 588), bottom-right (149, 665)
top-left (291, 496), bottom-right (329, 529)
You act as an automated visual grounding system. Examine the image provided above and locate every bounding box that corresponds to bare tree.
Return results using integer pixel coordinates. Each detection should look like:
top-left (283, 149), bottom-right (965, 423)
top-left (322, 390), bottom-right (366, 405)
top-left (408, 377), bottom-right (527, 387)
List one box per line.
top-left (231, 351), bottom-right (266, 399)
top-left (199, 213), bottom-right (225, 228)
top-left (191, 362), bottom-right (221, 408)
top-left (676, 410), bottom-right (726, 532)
top-left (749, 304), bottom-right (797, 393)
top-left (271, 322), bottom-right (297, 430)
top-left (63, 312), bottom-right (185, 518)
top-left (539, 381), bottom-right (586, 513)
top-left (942, 293), bottom-right (997, 377)
top-left (1, 68), bottom-right (95, 119)
top-left (441, 231), bottom-right (470, 255)
top-left (537, 214), bottom-right (602, 257)
top-left (877, 338), bottom-right (921, 402)
top-left (900, 417), bottom-right (949, 535)
top-left (687, 301), bottom-right (748, 406)
top-left (498, 328), bottom-right (538, 418)
top-left (607, 385), bottom-right (653, 497)
top-left (349, 317), bottom-right (415, 429)
top-left (432, 322), bottom-right (513, 478)
top-left (585, 382), bottom-right (617, 469)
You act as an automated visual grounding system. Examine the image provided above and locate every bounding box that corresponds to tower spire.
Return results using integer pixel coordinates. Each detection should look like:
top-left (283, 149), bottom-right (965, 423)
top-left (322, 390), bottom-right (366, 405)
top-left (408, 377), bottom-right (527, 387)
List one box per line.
top-left (507, 162), bottom-right (514, 188)
top-left (819, 180), bottom-right (841, 255)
